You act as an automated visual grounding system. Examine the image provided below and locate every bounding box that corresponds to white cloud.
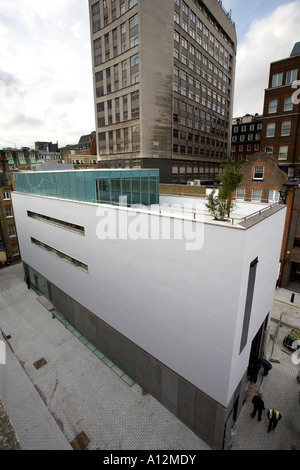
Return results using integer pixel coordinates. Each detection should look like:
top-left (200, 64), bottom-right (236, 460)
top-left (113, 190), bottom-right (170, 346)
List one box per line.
top-left (0, 0), bottom-right (94, 149)
top-left (233, 1), bottom-right (300, 117)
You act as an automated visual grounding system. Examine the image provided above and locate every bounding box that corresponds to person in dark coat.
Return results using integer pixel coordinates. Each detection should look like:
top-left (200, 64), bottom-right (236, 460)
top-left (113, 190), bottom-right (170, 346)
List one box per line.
top-left (261, 358), bottom-right (272, 376)
top-left (248, 360), bottom-right (261, 383)
top-left (251, 393), bottom-right (265, 421)
top-left (267, 408), bottom-right (282, 432)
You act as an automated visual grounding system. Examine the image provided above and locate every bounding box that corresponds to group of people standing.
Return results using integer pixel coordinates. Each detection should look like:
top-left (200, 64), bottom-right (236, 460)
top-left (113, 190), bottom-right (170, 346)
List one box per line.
top-left (247, 357), bottom-right (282, 433)
top-left (251, 393), bottom-right (282, 433)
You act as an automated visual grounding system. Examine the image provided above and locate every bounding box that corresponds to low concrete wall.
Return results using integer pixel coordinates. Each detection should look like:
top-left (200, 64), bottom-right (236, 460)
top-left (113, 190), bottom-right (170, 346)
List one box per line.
top-left (159, 184), bottom-right (206, 198)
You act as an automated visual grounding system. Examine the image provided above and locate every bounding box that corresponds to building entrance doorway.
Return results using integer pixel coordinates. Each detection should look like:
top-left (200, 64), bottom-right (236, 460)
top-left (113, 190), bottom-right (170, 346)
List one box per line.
top-left (247, 315), bottom-right (269, 383)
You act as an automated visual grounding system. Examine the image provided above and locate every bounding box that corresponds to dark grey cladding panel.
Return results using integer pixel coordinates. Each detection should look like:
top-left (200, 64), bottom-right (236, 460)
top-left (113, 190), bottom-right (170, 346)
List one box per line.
top-left (194, 389), bottom-right (218, 445)
top-left (136, 349), bottom-right (162, 402)
top-left (161, 367), bottom-right (178, 415)
top-left (176, 377), bottom-right (196, 430)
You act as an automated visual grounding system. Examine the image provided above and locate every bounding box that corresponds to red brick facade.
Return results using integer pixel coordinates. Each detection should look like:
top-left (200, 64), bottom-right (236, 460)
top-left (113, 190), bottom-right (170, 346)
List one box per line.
top-left (260, 54), bottom-right (300, 175)
top-left (237, 153), bottom-right (288, 203)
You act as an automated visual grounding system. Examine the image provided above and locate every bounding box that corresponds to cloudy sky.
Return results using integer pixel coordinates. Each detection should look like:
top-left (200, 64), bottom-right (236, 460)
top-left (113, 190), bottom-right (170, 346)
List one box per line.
top-left (0, 0), bottom-right (300, 149)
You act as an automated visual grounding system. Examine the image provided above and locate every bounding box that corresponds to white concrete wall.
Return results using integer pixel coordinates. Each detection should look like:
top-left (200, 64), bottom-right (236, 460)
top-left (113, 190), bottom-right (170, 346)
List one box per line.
top-left (12, 193), bottom-right (286, 406)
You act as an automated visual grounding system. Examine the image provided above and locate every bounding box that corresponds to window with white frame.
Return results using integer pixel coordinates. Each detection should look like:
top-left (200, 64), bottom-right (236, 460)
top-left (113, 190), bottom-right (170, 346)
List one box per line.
top-left (253, 165), bottom-right (264, 180)
top-left (236, 188), bottom-right (245, 200)
top-left (12, 245), bottom-right (20, 256)
top-left (251, 189), bottom-right (262, 202)
top-left (268, 99), bottom-right (278, 114)
top-left (5, 206), bottom-right (13, 218)
top-left (3, 192), bottom-right (10, 200)
top-left (265, 146), bottom-right (273, 156)
top-left (278, 146), bottom-right (288, 160)
top-left (268, 190), bottom-right (280, 203)
top-left (8, 226), bottom-right (16, 238)
top-left (281, 121), bottom-right (291, 136)
top-left (272, 72), bottom-right (283, 87)
top-left (284, 96), bottom-right (293, 112)
top-left (266, 123), bottom-right (275, 137)
top-left (286, 69), bottom-right (298, 84)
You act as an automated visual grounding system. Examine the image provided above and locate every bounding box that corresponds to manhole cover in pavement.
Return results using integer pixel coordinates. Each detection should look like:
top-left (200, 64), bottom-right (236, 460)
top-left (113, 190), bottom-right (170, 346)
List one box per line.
top-left (33, 358), bottom-right (47, 369)
top-left (70, 431), bottom-right (90, 450)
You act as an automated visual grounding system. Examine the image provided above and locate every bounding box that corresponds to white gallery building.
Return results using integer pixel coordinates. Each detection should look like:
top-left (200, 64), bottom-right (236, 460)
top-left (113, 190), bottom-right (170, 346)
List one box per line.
top-left (12, 169), bottom-right (286, 449)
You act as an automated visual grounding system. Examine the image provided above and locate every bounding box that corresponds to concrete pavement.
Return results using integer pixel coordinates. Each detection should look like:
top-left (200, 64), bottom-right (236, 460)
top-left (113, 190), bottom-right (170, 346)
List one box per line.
top-left (0, 262), bottom-right (299, 451)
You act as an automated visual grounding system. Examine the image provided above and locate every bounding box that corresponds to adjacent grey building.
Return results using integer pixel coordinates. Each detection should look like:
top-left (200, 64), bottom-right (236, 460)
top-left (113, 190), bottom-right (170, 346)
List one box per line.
top-left (89, 0), bottom-right (237, 183)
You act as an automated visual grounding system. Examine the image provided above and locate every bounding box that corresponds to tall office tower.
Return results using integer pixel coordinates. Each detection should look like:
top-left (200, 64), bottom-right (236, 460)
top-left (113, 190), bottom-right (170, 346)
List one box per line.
top-left (260, 42), bottom-right (300, 180)
top-left (89, 0), bottom-right (237, 183)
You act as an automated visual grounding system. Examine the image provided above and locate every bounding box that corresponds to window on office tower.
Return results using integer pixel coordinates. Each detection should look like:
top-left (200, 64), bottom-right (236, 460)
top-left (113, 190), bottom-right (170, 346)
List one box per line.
top-left (130, 53), bottom-right (139, 67)
top-left (129, 14), bottom-right (138, 29)
top-left (92, 2), bottom-right (100, 16)
top-left (129, 0), bottom-right (137, 8)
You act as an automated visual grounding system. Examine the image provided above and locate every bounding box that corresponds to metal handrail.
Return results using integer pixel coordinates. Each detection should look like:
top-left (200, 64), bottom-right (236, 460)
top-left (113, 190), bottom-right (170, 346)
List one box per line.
top-left (240, 203), bottom-right (279, 224)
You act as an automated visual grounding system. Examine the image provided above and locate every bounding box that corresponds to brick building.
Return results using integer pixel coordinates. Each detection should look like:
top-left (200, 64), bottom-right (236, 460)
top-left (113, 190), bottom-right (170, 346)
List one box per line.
top-left (234, 43), bottom-right (300, 291)
top-left (231, 114), bottom-right (262, 160)
top-left (237, 153), bottom-right (287, 204)
top-left (260, 42), bottom-right (300, 180)
top-left (60, 132), bottom-right (97, 167)
top-left (0, 157), bottom-right (20, 262)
